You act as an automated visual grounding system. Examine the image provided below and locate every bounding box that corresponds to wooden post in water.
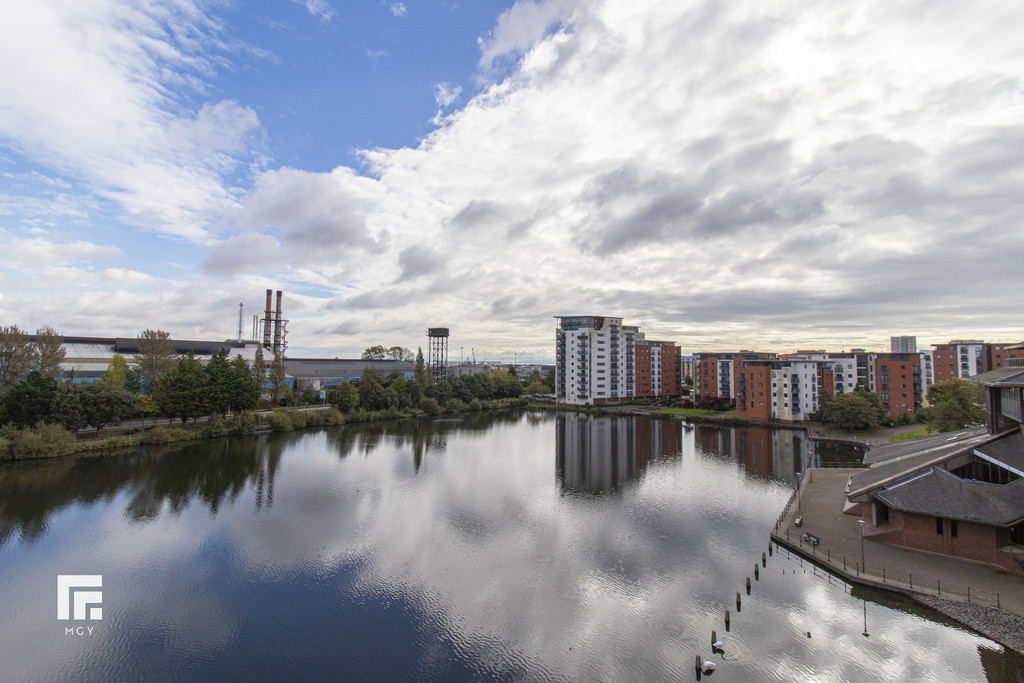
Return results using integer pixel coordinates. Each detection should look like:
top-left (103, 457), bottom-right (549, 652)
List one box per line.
top-left (725, 610), bottom-right (730, 631)
top-left (736, 592), bottom-right (741, 611)
top-left (746, 577), bottom-right (751, 595)
top-left (762, 552), bottom-right (767, 567)
top-left (754, 564), bottom-right (759, 580)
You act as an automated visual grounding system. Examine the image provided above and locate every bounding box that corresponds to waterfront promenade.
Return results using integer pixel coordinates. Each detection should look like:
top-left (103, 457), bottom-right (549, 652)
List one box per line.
top-left (770, 468), bottom-right (1024, 652)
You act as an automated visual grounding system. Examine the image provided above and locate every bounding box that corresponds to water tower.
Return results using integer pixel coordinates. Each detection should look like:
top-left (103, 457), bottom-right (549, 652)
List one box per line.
top-left (427, 327), bottom-right (449, 382)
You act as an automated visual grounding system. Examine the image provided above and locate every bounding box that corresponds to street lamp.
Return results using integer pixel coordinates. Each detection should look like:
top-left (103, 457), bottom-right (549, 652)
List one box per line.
top-left (858, 519), bottom-right (866, 573)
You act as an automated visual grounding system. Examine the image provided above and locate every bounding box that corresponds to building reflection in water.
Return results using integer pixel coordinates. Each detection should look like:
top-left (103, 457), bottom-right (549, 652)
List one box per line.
top-left (694, 425), bottom-right (814, 485)
top-left (555, 414), bottom-right (682, 493)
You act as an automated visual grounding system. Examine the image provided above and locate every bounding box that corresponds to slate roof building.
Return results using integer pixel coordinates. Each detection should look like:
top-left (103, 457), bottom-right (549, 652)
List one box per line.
top-left (844, 359), bottom-right (1024, 574)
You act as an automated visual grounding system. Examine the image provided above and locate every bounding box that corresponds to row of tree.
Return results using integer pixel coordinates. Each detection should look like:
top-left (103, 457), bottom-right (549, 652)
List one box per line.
top-left (813, 379), bottom-right (985, 433)
top-left (327, 348), bottom-right (553, 414)
top-left (0, 325), bottom-right (66, 389)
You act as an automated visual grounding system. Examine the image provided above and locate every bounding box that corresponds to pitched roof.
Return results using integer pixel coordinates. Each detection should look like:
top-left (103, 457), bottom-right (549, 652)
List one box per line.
top-left (968, 366), bottom-right (1024, 387)
top-left (848, 429), bottom-right (996, 500)
top-left (875, 467), bottom-right (1024, 527)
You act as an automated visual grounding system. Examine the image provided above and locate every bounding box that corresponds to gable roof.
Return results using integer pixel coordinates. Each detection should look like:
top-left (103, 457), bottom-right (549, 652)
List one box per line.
top-left (875, 466), bottom-right (1024, 527)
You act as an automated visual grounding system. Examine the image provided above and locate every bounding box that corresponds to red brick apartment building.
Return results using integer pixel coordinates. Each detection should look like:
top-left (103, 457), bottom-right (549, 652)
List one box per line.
top-left (735, 362), bottom-right (773, 421)
top-left (633, 340), bottom-right (682, 399)
top-left (869, 353), bottom-right (924, 416)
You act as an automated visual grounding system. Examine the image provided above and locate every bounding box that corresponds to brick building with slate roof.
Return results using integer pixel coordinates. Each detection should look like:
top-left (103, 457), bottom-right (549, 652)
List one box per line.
top-left (844, 357), bottom-right (1024, 574)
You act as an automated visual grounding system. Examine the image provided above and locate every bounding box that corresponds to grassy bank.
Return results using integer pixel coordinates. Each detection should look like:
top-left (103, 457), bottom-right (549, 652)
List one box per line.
top-left (1, 398), bottom-right (533, 461)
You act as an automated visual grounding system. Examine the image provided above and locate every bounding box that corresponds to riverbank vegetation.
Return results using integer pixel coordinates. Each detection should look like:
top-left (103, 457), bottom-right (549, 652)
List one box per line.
top-left (0, 332), bottom-right (553, 460)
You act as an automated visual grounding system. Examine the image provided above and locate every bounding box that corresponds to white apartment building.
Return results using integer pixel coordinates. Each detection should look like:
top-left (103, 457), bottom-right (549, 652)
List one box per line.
top-left (770, 361), bottom-right (820, 421)
top-left (555, 316), bottom-right (632, 405)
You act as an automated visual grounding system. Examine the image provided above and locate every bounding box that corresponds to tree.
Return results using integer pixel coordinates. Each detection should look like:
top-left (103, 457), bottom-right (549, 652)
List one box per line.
top-left (357, 367), bottom-right (388, 410)
top-left (853, 385), bottom-right (888, 424)
top-left (133, 329), bottom-right (176, 394)
top-left (820, 393), bottom-right (879, 432)
top-left (387, 346), bottom-right (413, 361)
top-left (50, 381), bottom-right (86, 432)
top-left (2, 371), bottom-right (59, 427)
top-left (154, 353), bottom-right (207, 424)
top-left (81, 382), bottom-right (134, 433)
top-left (252, 345), bottom-right (267, 402)
top-left (0, 325), bottom-right (35, 390)
top-left (102, 353), bottom-right (130, 389)
top-left (33, 325), bottom-right (66, 378)
top-left (204, 349), bottom-right (233, 417)
top-left (228, 355), bottom-right (259, 412)
top-left (268, 352), bottom-right (289, 405)
top-left (328, 382), bottom-right (359, 412)
top-left (134, 394), bottom-right (160, 426)
top-left (361, 345), bottom-right (388, 361)
top-left (921, 378), bottom-right (985, 432)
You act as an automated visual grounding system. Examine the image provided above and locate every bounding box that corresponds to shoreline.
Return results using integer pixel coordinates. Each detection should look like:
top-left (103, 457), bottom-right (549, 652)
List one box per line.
top-left (771, 467), bottom-right (1024, 655)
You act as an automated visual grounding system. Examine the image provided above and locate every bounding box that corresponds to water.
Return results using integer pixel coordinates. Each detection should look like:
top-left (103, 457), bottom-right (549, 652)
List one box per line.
top-left (0, 412), bottom-right (1019, 682)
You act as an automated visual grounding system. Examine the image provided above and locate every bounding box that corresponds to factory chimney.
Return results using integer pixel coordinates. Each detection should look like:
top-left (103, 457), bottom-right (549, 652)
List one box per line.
top-left (273, 290), bottom-right (283, 355)
top-left (263, 289), bottom-right (273, 350)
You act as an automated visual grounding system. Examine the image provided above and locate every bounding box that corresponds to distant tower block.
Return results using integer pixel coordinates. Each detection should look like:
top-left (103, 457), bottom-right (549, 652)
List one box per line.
top-left (427, 327), bottom-right (450, 382)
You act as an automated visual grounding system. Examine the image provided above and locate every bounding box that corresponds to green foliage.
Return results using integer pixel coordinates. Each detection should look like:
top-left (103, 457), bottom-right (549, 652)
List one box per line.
top-left (470, 398), bottom-right (483, 411)
top-left (229, 354), bottom-right (259, 412)
top-left (33, 325), bottom-right (66, 378)
top-left (134, 394), bottom-right (161, 423)
top-left (231, 411), bottom-right (260, 436)
top-left (920, 378), bottom-right (986, 433)
top-left (133, 329), bottom-right (177, 394)
top-left (50, 382), bottom-right (86, 432)
top-left (329, 382), bottom-right (360, 412)
top-left (141, 426), bottom-right (199, 445)
top-left (252, 345), bottom-right (267, 400)
top-left (358, 368), bottom-right (389, 410)
top-left (202, 415), bottom-right (230, 438)
top-left (269, 352), bottom-right (289, 405)
top-left (444, 398), bottom-right (468, 413)
top-left (203, 349), bottom-right (233, 416)
top-left (298, 386), bottom-right (319, 405)
top-left (821, 392), bottom-right (880, 432)
top-left (265, 410), bottom-right (294, 432)
top-left (361, 345), bottom-right (388, 360)
top-left (386, 346), bottom-right (413, 361)
top-left (2, 371), bottom-right (59, 428)
top-left (0, 325), bottom-right (35, 390)
top-left (523, 381), bottom-right (549, 395)
top-left (154, 353), bottom-right (207, 423)
top-left (81, 381), bottom-right (134, 432)
top-left (6, 423), bottom-right (77, 459)
top-left (853, 385), bottom-right (889, 424)
top-left (102, 353), bottom-right (130, 388)
top-left (420, 397), bottom-right (441, 415)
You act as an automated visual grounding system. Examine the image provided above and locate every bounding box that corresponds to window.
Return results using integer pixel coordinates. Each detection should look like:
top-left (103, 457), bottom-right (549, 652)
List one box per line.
top-left (936, 518), bottom-right (943, 535)
top-left (950, 520), bottom-right (958, 538)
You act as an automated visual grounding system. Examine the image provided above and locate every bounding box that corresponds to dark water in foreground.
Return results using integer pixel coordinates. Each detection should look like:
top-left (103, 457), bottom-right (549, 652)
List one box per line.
top-left (0, 412), bottom-right (1020, 682)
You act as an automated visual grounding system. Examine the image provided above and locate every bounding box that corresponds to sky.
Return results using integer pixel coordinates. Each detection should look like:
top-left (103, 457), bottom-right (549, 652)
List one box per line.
top-left (1, 0), bottom-right (1022, 363)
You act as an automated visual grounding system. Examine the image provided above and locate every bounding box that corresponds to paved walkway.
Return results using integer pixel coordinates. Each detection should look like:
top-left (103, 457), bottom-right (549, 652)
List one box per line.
top-left (770, 468), bottom-right (1024, 618)
top-left (806, 423), bottom-right (926, 447)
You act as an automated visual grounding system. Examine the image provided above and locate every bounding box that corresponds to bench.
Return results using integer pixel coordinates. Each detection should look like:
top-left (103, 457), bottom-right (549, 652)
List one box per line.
top-left (802, 533), bottom-right (820, 546)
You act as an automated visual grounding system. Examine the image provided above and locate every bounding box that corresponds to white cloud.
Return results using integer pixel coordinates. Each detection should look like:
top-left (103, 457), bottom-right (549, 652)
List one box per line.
top-left (232, 0), bottom-right (1024, 356)
top-left (293, 0), bottom-right (335, 22)
top-left (390, 3), bottom-right (407, 18)
top-left (0, 0), bottom-right (264, 243)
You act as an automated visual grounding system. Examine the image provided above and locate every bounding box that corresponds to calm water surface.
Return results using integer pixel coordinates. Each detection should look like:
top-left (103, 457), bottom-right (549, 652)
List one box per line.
top-left (0, 412), bottom-right (1020, 682)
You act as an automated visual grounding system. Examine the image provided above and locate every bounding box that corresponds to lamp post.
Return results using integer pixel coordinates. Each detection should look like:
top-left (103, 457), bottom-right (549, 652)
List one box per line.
top-left (858, 519), bottom-right (866, 573)
top-left (862, 600), bottom-right (869, 638)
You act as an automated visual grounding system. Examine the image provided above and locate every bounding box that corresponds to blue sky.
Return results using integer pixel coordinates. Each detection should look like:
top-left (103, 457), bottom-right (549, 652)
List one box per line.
top-left (2, 0), bottom-right (1023, 361)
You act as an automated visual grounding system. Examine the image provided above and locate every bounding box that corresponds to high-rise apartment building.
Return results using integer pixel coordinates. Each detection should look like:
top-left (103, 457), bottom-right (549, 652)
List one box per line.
top-left (555, 316), bottom-right (679, 405)
top-left (890, 336), bottom-right (917, 353)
